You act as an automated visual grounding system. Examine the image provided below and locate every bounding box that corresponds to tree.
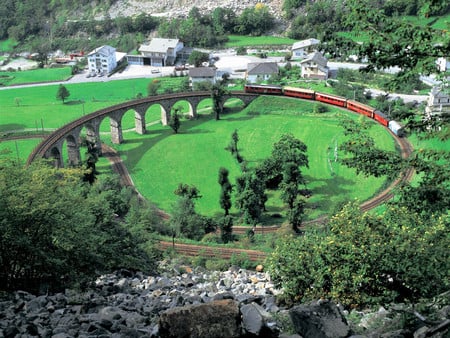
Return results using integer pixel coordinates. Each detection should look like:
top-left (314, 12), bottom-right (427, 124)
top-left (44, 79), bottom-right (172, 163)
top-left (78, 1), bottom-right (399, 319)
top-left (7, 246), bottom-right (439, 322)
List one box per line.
top-left (211, 81), bottom-right (228, 120)
top-left (225, 129), bottom-right (243, 163)
top-left (170, 183), bottom-right (207, 240)
top-left (169, 107), bottom-right (181, 134)
top-left (187, 50), bottom-right (209, 67)
top-left (147, 79), bottom-right (161, 96)
top-left (345, 0), bottom-right (450, 88)
top-left (0, 159), bottom-right (156, 293)
top-left (218, 167), bottom-right (233, 216)
top-left (266, 202), bottom-right (450, 308)
top-left (56, 84), bottom-right (70, 103)
top-left (82, 139), bottom-right (99, 184)
top-left (235, 170), bottom-right (267, 225)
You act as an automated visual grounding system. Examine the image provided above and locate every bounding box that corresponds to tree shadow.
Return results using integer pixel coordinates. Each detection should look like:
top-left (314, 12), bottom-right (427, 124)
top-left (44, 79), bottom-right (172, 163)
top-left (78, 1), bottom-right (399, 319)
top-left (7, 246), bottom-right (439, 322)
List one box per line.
top-left (65, 100), bottom-right (85, 105)
top-left (0, 123), bottom-right (27, 132)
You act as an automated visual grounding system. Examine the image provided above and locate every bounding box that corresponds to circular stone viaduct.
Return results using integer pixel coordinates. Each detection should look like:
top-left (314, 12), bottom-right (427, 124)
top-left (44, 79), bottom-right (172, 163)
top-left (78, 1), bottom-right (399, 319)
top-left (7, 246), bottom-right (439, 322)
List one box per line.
top-left (27, 91), bottom-right (258, 167)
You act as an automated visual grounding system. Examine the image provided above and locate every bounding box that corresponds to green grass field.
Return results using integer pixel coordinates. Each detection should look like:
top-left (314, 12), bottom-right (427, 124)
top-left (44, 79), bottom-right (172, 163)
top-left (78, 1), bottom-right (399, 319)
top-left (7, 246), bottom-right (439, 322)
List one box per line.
top-left (103, 96), bottom-right (395, 221)
top-left (0, 67), bottom-right (73, 86)
top-left (0, 138), bottom-right (43, 163)
top-left (1, 77), bottom-right (398, 223)
top-left (226, 35), bottom-right (297, 48)
top-left (0, 39), bottom-right (18, 52)
top-left (0, 77), bottom-right (187, 133)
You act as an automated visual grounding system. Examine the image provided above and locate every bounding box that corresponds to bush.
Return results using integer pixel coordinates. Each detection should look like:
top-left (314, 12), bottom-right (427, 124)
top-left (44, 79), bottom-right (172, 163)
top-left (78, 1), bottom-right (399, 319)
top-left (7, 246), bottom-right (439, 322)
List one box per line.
top-left (266, 202), bottom-right (450, 308)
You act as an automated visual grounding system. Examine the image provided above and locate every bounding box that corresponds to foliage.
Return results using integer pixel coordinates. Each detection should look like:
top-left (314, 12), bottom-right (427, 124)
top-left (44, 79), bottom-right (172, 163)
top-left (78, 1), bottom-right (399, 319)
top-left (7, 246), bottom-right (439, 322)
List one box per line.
top-left (187, 50), bottom-right (209, 67)
top-left (147, 79), bottom-right (161, 96)
top-left (266, 202), bottom-right (450, 307)
top-left (344, 0), bottom-right (450, 86)
top-left (56, 84), bottom-right (70, 103)
top-left (0, 159), bottom-right (157, 293)
top-left (168, 108), bottom-right (181, 134)
top-left (235, 168), bottom-right (267, 225)
top-left (211, 80), bottom-right (229, 120)
top-left (339, 118), bottom-right (403, 178)
top-left (235, 4), bottom-right (275, 36)
top-left (218, 167), bottom-right (233, 216)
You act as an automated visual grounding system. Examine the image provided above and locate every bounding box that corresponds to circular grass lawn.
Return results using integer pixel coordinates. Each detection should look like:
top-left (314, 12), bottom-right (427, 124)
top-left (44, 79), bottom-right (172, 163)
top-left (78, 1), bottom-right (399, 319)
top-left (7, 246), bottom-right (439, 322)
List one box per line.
top-left (106, 96), bottom-right (397, 222)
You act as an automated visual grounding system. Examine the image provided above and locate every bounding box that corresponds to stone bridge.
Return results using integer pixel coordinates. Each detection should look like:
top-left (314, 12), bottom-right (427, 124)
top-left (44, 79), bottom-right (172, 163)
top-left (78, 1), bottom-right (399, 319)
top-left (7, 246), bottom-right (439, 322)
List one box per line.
top-left (27, 91), bottom-right (257, 167)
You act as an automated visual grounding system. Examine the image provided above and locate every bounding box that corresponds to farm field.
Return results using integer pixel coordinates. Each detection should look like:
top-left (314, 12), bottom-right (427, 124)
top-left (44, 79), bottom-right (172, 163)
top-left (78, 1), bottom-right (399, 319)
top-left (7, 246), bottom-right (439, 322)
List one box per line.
top-left (0, 67), bottom-right (73, 86)
top-left (105, 96), bottom-right (396, 221)
top-left (226, 35), bottom-right (297, 47)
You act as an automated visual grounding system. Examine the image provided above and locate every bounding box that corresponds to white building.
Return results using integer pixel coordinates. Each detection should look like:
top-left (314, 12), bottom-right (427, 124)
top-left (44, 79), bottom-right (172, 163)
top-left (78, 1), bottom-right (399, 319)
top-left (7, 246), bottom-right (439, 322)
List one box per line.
top-left (188, 67), bottom-right (217, 88)
top-left (300, 52), bottom-right (329, 80)
top-left (246, 62), bottom-right (279, 83)
top-left (425, 86), bottom-right (450, 118)
top-left (87, 45), bottom-right (117, 75)
top-left (436, 57), bottom-right (450, 72)
top-left (132, 38), bottom-right (184, 67)
top-left (291, 38), bottom-right (320, 60)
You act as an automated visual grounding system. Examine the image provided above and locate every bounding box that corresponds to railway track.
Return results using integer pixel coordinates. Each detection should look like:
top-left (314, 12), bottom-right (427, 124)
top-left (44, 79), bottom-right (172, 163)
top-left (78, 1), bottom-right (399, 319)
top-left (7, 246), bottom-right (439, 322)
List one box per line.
top-left (158, 241), bottom-right (267, 262)
top-left (24, 92), bottom-right (416, 263)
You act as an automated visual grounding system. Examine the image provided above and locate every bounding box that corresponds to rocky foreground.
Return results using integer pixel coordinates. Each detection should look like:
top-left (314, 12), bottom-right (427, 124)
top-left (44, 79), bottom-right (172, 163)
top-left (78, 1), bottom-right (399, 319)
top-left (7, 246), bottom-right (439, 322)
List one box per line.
top-left (0, 261), bottom-right (449, 337)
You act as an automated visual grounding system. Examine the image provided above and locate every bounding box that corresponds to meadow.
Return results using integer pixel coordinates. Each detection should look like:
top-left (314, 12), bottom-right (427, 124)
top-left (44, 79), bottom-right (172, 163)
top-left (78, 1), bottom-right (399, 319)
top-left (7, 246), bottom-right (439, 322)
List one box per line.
top-left (0, 67), bottom-right (73, 86)
top-left (0, 77), bottom-right (399, 223)
top-left (104, 95), bottom-right (395, 221)
top-left (226, 35), bottom-right (297, 48)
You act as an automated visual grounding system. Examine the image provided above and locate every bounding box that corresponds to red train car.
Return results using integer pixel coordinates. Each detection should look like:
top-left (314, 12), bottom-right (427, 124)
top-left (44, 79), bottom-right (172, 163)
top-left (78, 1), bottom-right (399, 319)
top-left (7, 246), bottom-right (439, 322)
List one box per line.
top-left (346, 100), bottom-right (376, 118)
top-left (373, 110), bottom-right (389, 127)
top-left (315, 92), bottom-right (347, 107)
top-left (283, 86), bottom-right (315, 100)
top-left (244, 84), bottom-right (283, 95)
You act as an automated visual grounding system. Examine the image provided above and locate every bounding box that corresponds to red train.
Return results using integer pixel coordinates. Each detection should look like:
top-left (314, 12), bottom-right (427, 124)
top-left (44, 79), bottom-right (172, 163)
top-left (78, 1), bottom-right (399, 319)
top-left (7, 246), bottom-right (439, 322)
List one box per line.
top-left (243, 85), bottom-right (400, 134)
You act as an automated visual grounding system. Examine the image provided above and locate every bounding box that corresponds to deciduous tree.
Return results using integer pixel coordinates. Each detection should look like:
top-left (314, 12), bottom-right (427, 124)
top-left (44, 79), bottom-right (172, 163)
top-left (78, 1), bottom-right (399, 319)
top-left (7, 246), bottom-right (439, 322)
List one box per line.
top-left (56, 84), bottom-right (70, 103)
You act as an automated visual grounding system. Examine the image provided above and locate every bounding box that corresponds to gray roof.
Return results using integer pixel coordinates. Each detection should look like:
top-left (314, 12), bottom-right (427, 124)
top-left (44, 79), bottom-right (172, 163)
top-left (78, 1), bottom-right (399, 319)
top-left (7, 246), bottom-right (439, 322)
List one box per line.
top-left (139, 38), bottom-right (180, 53)
top-left (88, 45), bottom-right (116, 57)
top-left (189, 67), bottom-right (216, 78)
top-left (292, 38), bottom-right (320, 50)
top-left (247, 62), bottom-right (278, 75)
top-left (300, 52), bottom-right (328, 67)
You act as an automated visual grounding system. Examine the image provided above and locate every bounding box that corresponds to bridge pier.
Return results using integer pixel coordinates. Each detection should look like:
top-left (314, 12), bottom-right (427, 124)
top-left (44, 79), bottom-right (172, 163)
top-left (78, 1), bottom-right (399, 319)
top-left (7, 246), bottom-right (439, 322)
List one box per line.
top-left (110, 118), bottom-right (123, 144)
top-left (85, 122), bottom-right (102, 155)
top-left (66, 135), bottom-right (81, 166)
top-left (135, 111), bottom-right (146, 134)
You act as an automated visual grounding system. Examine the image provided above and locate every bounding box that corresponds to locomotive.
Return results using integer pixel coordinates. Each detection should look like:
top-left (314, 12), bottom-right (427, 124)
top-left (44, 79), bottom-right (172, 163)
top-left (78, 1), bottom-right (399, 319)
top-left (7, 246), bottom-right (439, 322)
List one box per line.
top-left (243, 84), bottom-right (403, 136)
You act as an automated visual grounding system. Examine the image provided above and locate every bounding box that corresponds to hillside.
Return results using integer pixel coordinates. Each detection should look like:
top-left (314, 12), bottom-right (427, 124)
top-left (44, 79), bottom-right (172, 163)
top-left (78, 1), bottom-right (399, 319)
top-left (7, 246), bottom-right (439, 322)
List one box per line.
top-left (106, 0), bottom-right (285, 19)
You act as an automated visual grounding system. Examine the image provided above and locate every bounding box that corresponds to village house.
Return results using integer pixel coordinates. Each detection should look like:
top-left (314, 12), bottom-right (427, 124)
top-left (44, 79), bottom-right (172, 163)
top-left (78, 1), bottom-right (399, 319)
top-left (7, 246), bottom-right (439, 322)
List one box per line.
top-left (87, 45), bottom-right (117, 76)
top-left (246, 62), bottom-right (279, 83)
top-left (127, 38), bottom-right (184, 67)
top-left (188, 67), bottom-right (217, 88)
top-left (291, 38), bottom-right (320, 60)
top-left (300, 51), bottom-right (329, 80)
top-left (425, 86), bottom-right (450, 119)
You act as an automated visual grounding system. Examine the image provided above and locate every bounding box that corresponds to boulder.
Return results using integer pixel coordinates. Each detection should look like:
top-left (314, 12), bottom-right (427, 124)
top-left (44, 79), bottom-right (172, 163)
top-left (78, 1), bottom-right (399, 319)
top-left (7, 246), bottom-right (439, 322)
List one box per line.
top-left (158, 299), bottom-right (240, 338)
top-left (289, 300), bottom-right (349, 338)
top-left (241, 302), bottom-right (279, 337)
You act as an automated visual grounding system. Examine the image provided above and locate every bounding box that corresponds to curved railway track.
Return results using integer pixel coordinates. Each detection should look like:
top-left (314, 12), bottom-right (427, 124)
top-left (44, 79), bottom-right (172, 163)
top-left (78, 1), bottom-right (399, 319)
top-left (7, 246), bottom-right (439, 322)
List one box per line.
top-left (24, 92), bottom-right (415, 262)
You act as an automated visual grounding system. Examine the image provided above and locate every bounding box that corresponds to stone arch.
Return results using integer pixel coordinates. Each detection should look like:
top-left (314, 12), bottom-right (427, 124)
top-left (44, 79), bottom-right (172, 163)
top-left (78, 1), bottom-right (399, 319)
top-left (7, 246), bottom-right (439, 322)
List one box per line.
top-left (169, 99), bottom-right (195, 120)
top-left (49, 146), bottom-right (63, 168)
top-left (84, 119), bottom-right (102, 154)
top-left (194, 97), bottom-right (214, 116)
top-left (223, 97), bottom-right (246, 112)
top-left (66, 134), bottom-right (81, 166)
top-left (144, 103), bottom-right (167, 128)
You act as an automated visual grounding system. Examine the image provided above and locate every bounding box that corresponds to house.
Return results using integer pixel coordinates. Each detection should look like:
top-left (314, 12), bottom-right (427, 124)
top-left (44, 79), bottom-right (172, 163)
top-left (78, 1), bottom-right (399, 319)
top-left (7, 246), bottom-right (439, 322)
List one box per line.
top-left (300, 52), bottom-right (329, 80)
top-left (188, 67), bottom-right (217, 88)
top-left (436, 57), bottom-right (450, 72)
top-left (128, 38), bottom-right (184, 67)
top-left (425, 86), bottom-right (450, 119)
top-left (291, 38), bottom-right (320, 60)
top-left (246, 62), bottom-right (279, 83)
top-left (87, 45), bottom-right (117, 75)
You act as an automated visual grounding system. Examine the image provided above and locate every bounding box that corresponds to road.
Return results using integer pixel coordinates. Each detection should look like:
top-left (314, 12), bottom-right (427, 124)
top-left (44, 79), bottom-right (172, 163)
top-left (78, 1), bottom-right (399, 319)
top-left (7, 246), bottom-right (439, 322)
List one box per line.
top-left (0, 55), bottom-right (430, 103)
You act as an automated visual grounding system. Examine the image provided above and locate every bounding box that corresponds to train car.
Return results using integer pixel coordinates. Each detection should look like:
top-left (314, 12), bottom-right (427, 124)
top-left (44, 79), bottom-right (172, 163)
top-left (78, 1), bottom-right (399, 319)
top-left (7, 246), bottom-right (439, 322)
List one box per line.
top-left (373, 110), bottom-right (389, 127)
top-left (388, 120), bottom-right (404, 137)
top-left (346, 100), bottom-right (376, 118)
top-left (244, 84), bottom-right (283, 95)
top-left (315, 92), bottom-right (347, 107)
top-left (283, 86), bottom-right (315, 100)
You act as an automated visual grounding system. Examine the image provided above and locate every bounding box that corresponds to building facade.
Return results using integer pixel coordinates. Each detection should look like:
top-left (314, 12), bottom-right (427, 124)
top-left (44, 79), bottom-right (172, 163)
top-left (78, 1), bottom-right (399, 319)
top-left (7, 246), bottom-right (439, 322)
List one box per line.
top-left (246, 62), bottom-right (279, 83)
top-left (87, 45), bottom-right (117, 76)
top-left (291, 38), bottom-right (320, 60)
top-left (300, 52), bottom-right (329, 80)
top-left (129, 38), bottom-right (184, 67)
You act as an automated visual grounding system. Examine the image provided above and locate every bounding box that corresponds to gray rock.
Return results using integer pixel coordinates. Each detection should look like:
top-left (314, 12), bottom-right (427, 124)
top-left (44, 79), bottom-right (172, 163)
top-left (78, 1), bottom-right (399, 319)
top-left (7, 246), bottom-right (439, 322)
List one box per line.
top-left (158, 299), bottom-right (241, 338)
top-left (289, 300), bottom-right (350, 338)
